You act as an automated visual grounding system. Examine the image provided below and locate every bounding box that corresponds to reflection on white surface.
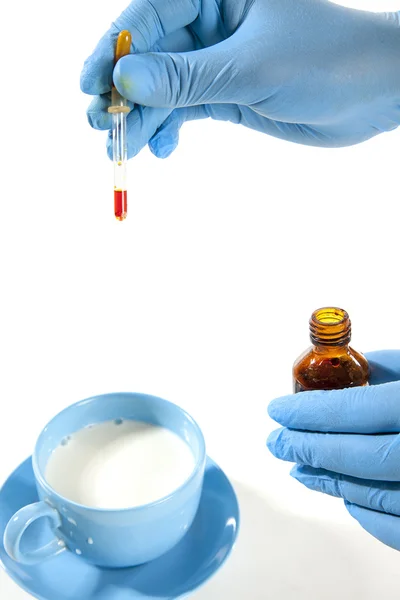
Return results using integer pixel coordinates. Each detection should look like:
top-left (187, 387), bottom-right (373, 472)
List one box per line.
top-left (193, 481), bottom-right (400, 600)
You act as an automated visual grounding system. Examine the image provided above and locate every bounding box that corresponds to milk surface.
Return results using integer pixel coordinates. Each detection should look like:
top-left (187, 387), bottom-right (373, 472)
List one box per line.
top-left (45, 420), bottom-right (195, 509)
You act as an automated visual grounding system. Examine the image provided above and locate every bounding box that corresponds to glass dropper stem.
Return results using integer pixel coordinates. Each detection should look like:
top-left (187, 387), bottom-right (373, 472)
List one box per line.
top-left (108, 30), bottom-right (132, 222)
top-left (110, 95), bottom-right (129, 221)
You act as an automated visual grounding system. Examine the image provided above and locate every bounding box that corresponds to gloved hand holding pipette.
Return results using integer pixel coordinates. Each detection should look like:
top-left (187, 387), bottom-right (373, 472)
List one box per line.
top-left (267, 350), bottom-right (400, 552)
top-left (80, 0), bottom-right (400, 159)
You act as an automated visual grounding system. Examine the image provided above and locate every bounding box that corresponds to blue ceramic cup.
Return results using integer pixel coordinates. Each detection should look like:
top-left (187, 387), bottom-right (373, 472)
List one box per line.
top-left (3, 393), bottom-right (206, 568)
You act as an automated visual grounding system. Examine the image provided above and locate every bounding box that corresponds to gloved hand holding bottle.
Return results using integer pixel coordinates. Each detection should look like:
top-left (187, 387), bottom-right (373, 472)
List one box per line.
top-left (80, 0), bottom-right (400, 159)
top-left (267, 350), bottom-right (400, 552)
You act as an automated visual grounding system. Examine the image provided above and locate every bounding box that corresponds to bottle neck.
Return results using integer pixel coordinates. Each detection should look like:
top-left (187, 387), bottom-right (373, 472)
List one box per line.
top-left (309, 307), bottom-right (351, 347)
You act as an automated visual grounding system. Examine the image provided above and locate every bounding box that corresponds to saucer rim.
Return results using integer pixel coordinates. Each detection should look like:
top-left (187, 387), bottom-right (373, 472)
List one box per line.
top-left (0, 455), bottom-right (240, 600)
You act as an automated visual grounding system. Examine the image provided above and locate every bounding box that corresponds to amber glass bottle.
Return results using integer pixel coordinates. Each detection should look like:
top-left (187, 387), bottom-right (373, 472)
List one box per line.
top-left (293, 307), bottom-right (369, 393)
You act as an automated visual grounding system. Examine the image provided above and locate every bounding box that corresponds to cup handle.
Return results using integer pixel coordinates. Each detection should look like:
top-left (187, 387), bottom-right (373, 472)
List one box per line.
top-left (3, 501), bottom-right (66, 565)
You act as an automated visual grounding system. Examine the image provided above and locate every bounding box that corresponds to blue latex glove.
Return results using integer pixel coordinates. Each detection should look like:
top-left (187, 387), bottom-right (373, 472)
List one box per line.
top-left (80, 0), bottom-right (400, 159)
top-left (267, 350), bottom-right (400, 551)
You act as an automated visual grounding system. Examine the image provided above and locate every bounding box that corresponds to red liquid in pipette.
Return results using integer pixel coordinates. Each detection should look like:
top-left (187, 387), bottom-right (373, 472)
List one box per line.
top-left (114, 189), bottom-right (127, 221)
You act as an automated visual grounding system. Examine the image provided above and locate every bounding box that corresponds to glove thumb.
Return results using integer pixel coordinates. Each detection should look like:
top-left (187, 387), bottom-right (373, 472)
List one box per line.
top-left (113, 38), bottom-right (249, 108)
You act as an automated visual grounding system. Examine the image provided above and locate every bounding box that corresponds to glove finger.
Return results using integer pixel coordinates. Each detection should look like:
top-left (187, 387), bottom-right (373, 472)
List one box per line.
top-left (345, 501), bottom-right (400, 552)
top-left (146, 102), bottom-right (275, 156)
top-left (155, 28), bottom-right (199, 53)
top-left (268, 380), bottom-right (400, 434)
top-left (80, 0), bottom-right (199, 96)
top-left (147, 102), bottom-right (280, 157)
top-left (106, 105), bottom-right (173, 160)
top-left (267, 427), bottom-right (400, 481)
top-left (87, 94), bottom-right (112, 130)
top-left (366, 350), bottom-right (400, 385)
top-left (148, 103), bottom-right (333, 155)
top-left (113, 34), bottom-right (256, 108)
top-left (147, 102), bottom-right (321, 156)
top-left (148, 106), bottom-right (208, 158)
top-left (291, 465), bottom-right (400, 516)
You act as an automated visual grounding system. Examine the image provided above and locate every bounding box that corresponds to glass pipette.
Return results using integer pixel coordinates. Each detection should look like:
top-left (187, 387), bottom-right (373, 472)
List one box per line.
top-left (108, 30), bottom-right (132, 222)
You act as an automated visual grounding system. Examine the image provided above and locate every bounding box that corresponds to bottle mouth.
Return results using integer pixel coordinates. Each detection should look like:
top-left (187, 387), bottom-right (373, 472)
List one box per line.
top-left (312, 307), bottom-right (347, 325)
top-left (309, 307), bottom-right (351, 346)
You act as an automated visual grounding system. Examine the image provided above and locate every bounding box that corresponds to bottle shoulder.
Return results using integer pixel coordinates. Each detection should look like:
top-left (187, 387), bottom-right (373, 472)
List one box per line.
top-left (293, 345), bottom-right (369, 391)
top-left (293, 346), bottom-right (314, 369)
top-left (294, 345), bottom-right (368, 365)
top-left (348, 346), bottom-right (369, 365)
top-left (347, 346), bottom-right (370, 379)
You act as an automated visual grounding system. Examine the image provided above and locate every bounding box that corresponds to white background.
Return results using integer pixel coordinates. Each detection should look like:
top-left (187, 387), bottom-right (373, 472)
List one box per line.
top-left (1, 0), bottom-right (399, 598)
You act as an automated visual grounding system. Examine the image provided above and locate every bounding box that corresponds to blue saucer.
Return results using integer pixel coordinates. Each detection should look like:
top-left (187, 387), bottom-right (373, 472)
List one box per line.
top-left (0, 456), bottom-right (239, 600)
